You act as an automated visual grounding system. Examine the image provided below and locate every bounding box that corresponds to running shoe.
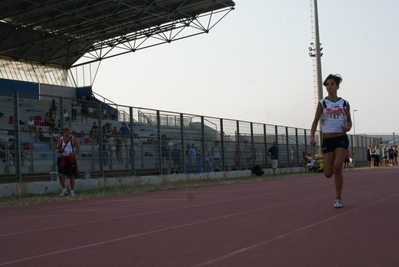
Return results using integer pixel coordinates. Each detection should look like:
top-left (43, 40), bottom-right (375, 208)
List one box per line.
top-left (70, 190), bottom-right (75, 197)
top-left (59, 188), bottom-right (68, 197)
top-left (333, 198), bottom-right (343, 208)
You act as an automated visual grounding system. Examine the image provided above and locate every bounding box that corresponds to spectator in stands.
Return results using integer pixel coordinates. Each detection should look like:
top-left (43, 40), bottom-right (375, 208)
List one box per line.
top-left (49, 127), bottom-right (60, 142)
top-left (80, 96), bottom-right (88, 123)
top-left (89, 122), bottom-right (99, 143)
top-left (9, 142), bottom-right (29, 166)
top-left (167, 138), bottom-right (174, 148)
top-left (87, 103), bottom-right (94, 119)
top-left (63, 109), bottom-right (70, 123)
top-left (36, 128), bottom-right (51, 142)
top-left (102, 107), bottom-right (108, 120)
top-left (26, 116), bottom-right (37, 134)
top-left (108, 133), bottom-right (115, 163)
top-left (0, 111), bottom-right (4, 118)
top-left (171, 143), bottom-right (181, 174)
top-left (99, 134), bottom-right (109, 166)
top-left (133, 133), bottom-right (139, 154)
top-left (161, 135), bottom-right (170, 162)
top-left (102, 122), bottom-right (111, 135)
top-left (120, 122), bottom-right (130, 144)
top-left (44, 112), bottom-right (55, 128)
top-left (115, 134), bottom-right (123, 164)
top-left (112, 126), bottom-right (119, 135)
top-left (49, 99), bottom-right (57, 117)
top-left (0, 138), bottom-right (12, 166)
top-left (71, 97), bottom-right (78, 121)
top-left (110, 109), bottom-right (117, 121)
top-left (86, 91), bottom-right (95, 101)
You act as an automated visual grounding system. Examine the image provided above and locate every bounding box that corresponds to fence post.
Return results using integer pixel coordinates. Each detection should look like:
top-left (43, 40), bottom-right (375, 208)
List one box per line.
top-left (304, 129), bottom-right (308, 156)
top-left (236, 120), bottom-right (241, 170)
top-left (157, 110), bottom-right (162, 175)
top-left (250, 123), bottom-right (254, 169)
top-left (200, 116), bottom-right (205, 172)
top-left (220, 119), bottom-right (225, 171)
top-left (129, 107), bottom-right (135, 176)
top-left (13, 91), bottom-right (21, 181)
top-left (295, 128), bottom-right (299, 167)
top-left (180, 113), bottom-right (185, 174)
top-left (263, 124), bottom-right (267, 168)
top-left (98, 110), bottom-right (104, 177)
top-left (285, 127), bottom-right (289, 168)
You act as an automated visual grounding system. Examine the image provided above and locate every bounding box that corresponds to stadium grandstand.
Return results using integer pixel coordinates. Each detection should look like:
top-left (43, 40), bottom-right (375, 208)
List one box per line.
top-left (0, 1), bottom-right (377, 185)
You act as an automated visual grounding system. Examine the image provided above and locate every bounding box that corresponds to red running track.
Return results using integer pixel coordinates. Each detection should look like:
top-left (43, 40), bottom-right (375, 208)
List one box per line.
top-left (1, 168), bottom-right (399, 267)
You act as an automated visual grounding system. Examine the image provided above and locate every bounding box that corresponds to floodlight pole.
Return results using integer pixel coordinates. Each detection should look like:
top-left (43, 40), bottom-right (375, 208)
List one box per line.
top-left (313, 0), bottom-right (323, 118)
top-left (310, 0), bottom-right (324, 151)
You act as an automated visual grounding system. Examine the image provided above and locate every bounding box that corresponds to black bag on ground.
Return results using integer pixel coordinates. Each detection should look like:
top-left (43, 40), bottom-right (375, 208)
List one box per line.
top-left (252, 165), bottom-right (264, 176)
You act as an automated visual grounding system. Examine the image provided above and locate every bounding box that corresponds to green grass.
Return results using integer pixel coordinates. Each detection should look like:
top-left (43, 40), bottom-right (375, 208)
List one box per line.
top-left (0, 172), bottom-right (314, 207)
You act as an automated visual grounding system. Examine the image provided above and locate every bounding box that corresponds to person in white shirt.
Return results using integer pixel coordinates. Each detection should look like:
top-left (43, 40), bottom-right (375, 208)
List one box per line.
top-left (63, 109), bottom-right (70, 123)
top-left (26, 116), bottom-right (37, 134)
top-left (310, 74), bottom-right (352, 209)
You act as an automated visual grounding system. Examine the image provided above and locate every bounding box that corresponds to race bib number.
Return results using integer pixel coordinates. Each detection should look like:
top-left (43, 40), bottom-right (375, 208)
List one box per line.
top-left (326, 108), bottom-right (343, 119)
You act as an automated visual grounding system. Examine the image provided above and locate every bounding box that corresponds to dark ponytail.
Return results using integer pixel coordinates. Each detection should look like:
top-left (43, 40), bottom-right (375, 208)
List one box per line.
top-left (323, 74), bottom-right (342, 86)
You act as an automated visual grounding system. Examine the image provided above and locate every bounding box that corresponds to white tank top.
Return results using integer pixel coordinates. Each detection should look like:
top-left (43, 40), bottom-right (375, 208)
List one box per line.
top-left (60, 136), bottom-right (74, 156)
top-left (320, 98), bottom-right (348, 133)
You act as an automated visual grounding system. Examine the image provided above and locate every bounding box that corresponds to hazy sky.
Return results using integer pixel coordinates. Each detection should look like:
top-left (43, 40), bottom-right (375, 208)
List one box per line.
top-left (93, 0), bottom-right (399, 135)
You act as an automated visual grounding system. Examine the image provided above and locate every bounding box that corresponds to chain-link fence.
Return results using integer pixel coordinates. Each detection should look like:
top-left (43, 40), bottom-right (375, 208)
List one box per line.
top-left (0, 90), bottom-right (378, 182)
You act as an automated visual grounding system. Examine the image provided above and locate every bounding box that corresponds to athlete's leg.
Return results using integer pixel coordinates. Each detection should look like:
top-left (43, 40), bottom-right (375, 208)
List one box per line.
top-left (70, 176), bottom-right (75, 190)
top-left (323, 151), bottom-right (335, 178)
top-left (58, 173), bottom-right (66, 188)
top-left (333, 147), bottom-right (347, 199)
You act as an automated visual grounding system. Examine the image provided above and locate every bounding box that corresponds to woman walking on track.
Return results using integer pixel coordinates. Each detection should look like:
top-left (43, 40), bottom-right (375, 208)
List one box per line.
top-left (310, 74), bottom-right (352, 208)
top-left (56, 125), bottom-right (81, 197)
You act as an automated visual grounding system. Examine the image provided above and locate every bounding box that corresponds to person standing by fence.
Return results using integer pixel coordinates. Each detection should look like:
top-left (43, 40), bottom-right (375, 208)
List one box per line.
top-left (267, 141), bottom-right (279, 175)
top-left (56, 125), bottom-right (81, 197)
top-left (310, 74), bottom-right (351, 209)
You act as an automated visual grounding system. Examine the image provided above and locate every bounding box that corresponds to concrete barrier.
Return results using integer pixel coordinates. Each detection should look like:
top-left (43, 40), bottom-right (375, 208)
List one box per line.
top-left (0, 167), bottom-right (305, 197)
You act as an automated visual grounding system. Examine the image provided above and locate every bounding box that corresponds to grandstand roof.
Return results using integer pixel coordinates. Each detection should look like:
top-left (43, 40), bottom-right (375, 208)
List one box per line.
top-left (0, 0), bottom-right (235, 69)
